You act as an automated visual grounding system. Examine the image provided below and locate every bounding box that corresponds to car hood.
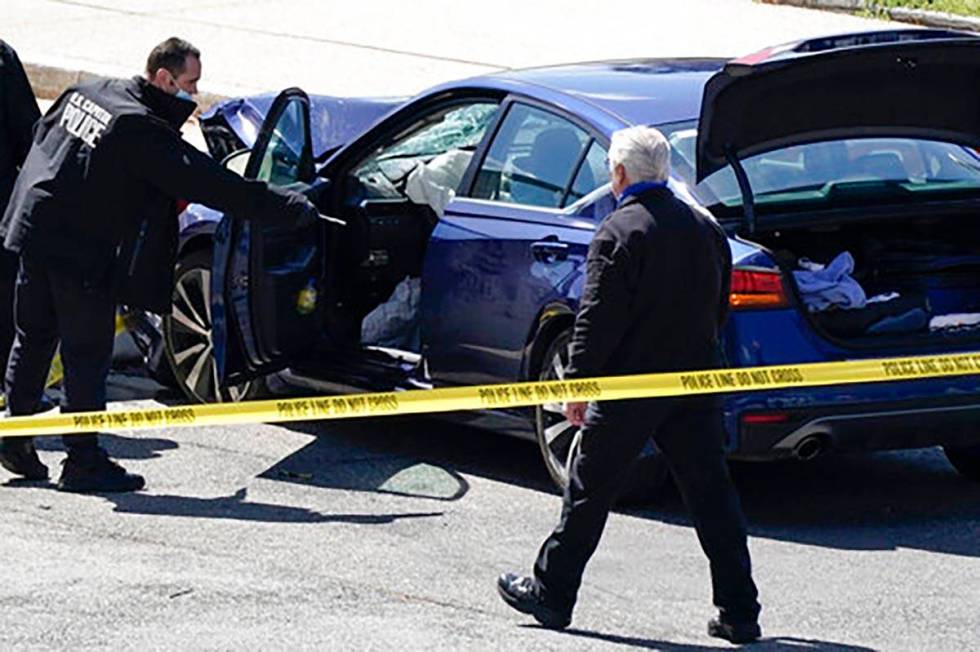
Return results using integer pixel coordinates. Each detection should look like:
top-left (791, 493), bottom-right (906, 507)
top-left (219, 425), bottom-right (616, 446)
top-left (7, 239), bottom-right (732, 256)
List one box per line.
top-left (696, 34), bottom-right (980, 181)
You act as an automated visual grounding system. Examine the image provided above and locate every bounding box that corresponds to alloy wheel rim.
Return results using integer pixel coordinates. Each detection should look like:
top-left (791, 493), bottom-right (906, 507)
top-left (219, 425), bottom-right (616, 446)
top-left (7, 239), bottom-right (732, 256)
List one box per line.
top-left (167, 267), bottom-right (251, 403)
top-left (537, 342), bottom-right (581, 487)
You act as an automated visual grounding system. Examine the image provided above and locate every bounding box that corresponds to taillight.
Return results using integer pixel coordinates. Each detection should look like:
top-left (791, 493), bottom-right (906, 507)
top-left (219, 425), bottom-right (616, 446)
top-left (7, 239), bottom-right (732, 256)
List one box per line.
top-left (740, 412), bottom-right (791, 425)
top-left (730, 268), bottom-right (789, 310)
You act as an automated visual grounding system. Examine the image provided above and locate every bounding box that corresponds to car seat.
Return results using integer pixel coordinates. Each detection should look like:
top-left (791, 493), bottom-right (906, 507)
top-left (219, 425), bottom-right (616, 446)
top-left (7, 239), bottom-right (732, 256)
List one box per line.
top-left (510, 127), bottom-right (583, 207)
top-left (853, 151), bottom-right (908, 181)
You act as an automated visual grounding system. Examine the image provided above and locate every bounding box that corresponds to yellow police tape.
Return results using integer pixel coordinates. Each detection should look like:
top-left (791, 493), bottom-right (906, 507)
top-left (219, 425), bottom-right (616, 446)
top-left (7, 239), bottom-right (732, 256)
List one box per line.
top-left (0, 350), bottom-right (978, 438)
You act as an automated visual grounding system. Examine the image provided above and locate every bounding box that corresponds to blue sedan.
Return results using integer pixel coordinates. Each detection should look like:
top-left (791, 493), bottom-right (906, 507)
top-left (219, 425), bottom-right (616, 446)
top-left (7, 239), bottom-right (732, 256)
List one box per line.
top-left (132, 28), bottom-right (980, 499)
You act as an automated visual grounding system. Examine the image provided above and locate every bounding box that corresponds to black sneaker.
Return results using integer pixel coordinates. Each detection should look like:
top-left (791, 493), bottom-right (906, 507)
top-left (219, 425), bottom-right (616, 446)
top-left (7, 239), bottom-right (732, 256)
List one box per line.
top-left (0, 438), bottom-right (49, 480)
top-left (708, 617), bottom-right (761, 644)
top-left (57, 450), bottom-right (144, 493)
top-left (496, 572), bottom-right (572, 630)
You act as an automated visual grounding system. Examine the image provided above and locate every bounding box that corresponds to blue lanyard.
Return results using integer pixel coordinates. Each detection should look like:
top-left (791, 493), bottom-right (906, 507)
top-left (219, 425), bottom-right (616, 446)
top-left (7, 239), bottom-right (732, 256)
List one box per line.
top-left (617, 180), bottom-right (667, 205)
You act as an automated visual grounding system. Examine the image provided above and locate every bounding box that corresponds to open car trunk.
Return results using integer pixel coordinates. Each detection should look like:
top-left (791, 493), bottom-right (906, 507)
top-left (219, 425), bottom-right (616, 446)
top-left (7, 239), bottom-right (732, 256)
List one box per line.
top-left (753, 207), bottom-right (980, 347)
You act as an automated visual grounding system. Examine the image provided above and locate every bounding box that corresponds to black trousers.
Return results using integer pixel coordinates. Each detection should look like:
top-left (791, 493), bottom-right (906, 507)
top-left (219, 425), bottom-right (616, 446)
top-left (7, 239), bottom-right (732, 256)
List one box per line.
top-left (4, 250), bottom-right (115, 452)
top-left (0, 249), bottom-right (18, 367)
top-left (534, 396), bottom-right (761, 624)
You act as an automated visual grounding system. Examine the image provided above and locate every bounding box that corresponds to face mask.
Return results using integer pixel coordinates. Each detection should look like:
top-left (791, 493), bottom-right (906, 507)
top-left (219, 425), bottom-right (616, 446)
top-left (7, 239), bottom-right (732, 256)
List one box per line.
top-left (166, 72), bottom-right (193, 101)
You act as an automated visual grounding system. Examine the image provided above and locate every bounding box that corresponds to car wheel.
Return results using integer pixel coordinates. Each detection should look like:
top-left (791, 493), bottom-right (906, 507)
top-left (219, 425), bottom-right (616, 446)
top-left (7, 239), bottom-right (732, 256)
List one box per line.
top-left (163, 248), bottom-right (263, 404)
top-left (943, 444), bottom-right (980, 481)
top-left (533, 329), bottom-right (669, 503)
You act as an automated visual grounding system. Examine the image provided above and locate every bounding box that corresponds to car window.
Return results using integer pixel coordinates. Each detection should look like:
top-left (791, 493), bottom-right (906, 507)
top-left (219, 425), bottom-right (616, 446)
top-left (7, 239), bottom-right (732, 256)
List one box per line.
top-left (349, 102), bottom-right (500, 200)
top-left (255, 97), bottom-right (308, 186)
top-left (471, 103), bottom-right (590, 209)
top-left (662, 120), bottom-right (980, 212)
top-left (565, 141), bottom-right (609, 207)
top-left (570, 186), bottom-right (617, 221)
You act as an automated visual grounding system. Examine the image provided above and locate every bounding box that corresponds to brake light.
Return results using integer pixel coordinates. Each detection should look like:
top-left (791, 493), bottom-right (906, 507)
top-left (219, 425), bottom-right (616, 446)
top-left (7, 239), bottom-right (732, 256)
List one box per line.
top-left (730, 268), bottom-right (789, 310)
top-left (740, 412), bottom-right (790, 425)
top-left (731, 46), bottom-right (774, 66)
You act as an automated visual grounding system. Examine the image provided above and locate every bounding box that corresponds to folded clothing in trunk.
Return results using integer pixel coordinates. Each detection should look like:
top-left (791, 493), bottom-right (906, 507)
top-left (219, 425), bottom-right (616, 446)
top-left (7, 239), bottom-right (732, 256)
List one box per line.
top-left (792, 251), bottom-right (866, 313)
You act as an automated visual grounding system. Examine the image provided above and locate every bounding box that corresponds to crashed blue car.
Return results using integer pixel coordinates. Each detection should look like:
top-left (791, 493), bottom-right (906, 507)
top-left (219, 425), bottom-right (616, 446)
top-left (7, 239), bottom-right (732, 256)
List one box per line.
top-left (130, 28), bottom-right (980, 498)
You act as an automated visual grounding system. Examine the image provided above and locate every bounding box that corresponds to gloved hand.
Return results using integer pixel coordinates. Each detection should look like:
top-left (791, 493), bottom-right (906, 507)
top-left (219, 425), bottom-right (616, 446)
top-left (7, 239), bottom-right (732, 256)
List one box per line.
top-left (282, 188), bottom-right (317, 220)
top-left (265, 185), bottom-right (345, 225)
top-left (260, 184), bottom-right (313, 221)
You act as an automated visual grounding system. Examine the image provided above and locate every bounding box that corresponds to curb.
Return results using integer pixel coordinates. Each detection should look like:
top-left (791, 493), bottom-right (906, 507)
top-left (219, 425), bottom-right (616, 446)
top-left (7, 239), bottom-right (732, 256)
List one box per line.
top-left (23, 61), bottom-right (229, 111)
top-left (885, 6), bottom-right (980, 31)
top-left (759, 0), bottom-right (980, 32)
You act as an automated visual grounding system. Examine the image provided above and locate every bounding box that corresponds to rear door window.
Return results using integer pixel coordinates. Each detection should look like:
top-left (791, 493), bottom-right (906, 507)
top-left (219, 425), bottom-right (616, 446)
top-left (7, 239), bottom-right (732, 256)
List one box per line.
top-left (471, 103), bottom-right (591, 209)
top-left (566, 140), bottom-right (609, 206)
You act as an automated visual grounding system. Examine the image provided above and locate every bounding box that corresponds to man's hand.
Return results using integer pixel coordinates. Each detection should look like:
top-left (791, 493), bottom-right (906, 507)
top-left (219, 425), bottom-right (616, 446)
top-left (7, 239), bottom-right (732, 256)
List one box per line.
top-left (564, 401), bottom-right (588, 427)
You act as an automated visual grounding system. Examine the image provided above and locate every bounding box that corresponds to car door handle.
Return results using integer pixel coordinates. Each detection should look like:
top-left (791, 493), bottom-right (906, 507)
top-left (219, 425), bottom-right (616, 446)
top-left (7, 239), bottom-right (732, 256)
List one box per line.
top-left (530, 240), bottom-right (569, 263)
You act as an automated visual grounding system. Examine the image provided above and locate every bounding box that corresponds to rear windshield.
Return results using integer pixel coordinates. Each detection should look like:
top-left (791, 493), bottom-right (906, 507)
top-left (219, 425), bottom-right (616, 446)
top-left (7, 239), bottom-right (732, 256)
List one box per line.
top-left (661, 120), bottom-right (980, 214)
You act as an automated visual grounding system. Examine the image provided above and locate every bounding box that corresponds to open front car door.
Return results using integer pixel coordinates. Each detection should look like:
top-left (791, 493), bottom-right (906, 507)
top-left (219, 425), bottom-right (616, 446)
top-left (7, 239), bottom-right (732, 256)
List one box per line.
top-left (212, 88), bottom-right (321, 385)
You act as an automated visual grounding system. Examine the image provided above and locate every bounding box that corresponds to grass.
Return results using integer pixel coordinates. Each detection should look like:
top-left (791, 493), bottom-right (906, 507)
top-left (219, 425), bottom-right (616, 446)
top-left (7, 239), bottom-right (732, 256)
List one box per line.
top-left (873, 0), bottom-right (980, 17)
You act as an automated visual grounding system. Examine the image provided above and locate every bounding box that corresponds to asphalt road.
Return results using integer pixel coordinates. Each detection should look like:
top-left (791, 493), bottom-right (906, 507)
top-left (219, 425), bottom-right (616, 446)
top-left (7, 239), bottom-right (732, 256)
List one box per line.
top-left (1, 364), bottom-right (978, 650)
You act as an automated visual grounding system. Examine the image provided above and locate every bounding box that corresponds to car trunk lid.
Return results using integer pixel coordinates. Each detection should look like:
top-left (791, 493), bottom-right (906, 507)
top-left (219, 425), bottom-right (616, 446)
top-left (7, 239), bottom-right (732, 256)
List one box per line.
top-left (697, 32), bottom-right (980, 185)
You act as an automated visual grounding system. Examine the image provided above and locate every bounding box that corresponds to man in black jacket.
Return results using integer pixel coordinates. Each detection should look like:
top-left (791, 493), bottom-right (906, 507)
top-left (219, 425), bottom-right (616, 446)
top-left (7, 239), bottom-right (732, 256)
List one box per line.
top-left (497, 126), bottom-right (762, 643)
top-left (0, 41), bottom-right (41, 401)
top-left (0, 37), bottom-right (315, 492)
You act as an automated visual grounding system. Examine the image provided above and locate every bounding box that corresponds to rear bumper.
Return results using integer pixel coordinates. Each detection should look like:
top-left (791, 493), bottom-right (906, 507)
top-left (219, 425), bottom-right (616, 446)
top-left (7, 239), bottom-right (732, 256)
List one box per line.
top-left (732, 394), bottom-right (980, 461)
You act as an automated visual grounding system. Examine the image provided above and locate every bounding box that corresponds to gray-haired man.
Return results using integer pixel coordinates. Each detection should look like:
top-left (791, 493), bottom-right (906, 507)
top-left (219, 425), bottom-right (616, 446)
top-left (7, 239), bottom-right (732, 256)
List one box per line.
top-left (497, 126), bottom-right (762, 644)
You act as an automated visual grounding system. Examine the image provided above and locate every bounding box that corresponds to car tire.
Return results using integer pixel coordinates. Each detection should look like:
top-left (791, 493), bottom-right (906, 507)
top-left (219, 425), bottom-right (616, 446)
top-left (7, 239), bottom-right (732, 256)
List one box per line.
top-left (943, 444), bottom-right (980, 481)
top-left (163, 248), bottom-right (264, 404)
top-left (533, 328), bottom-right (670, 504)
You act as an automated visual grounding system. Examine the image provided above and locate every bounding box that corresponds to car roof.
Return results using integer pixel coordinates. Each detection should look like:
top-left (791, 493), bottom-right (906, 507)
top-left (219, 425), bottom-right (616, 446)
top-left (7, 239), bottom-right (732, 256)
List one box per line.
top-left (455, 58), bottom-right (725, 135)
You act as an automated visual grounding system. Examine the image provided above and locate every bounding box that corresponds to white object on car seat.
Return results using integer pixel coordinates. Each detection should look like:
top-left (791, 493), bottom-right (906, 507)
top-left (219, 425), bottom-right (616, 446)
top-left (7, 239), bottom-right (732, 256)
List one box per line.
top-left (867, 292), bottom-right (900, 304)
top-left (929, 313), bottom-right (980, 331)
top-left (404, 150), bottom-right (473, 217)
top-left (361, 276), bottom-right (422, 351)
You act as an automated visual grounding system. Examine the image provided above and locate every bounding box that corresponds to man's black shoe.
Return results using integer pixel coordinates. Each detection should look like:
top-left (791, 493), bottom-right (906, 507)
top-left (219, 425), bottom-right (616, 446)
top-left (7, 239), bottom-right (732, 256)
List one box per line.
top-left (496, 572), bottom-right (572, 630)
top-left (708, 617), bottom-right (761, 644)
top-left (0, 438), bottom-right (49, 480)
top-left (57, 450), bottom-right (144, 493)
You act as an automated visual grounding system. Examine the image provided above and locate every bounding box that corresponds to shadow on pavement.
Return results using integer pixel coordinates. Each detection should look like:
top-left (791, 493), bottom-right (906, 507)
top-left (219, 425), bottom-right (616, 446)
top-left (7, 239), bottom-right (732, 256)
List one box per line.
top-left (104, 487), bottom-right (444, 524)
top-left (281, 414), bottom-right (980, 557)
top-left (2, 477), bottom-right (52, 489)
top-left (626, 448), bottom-right (980, 558)
top-left (542, 626), bottom-right (875, 651)
top-left (35, 433), bottom-right (179, 460)
top-left (265, 418), bottom-right (473, 502)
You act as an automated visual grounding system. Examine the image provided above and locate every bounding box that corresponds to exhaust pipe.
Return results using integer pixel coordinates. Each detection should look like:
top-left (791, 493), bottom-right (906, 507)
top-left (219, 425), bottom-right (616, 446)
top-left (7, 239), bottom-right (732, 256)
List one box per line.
top-left (793, 435), bottom-right (825, 461)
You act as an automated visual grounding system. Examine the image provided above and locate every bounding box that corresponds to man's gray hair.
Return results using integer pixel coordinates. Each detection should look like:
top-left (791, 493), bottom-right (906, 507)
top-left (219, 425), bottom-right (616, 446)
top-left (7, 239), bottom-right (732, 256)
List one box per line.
top-left (608, 125), bottom-right (670, 183)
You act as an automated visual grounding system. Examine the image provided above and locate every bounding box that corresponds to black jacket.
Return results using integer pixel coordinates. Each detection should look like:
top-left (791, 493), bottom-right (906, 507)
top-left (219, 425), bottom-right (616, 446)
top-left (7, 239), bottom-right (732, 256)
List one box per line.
top-left (565, 186), bottom-right (732, 379)
top-left (0, 40), bottom-right (40, 212)
top-left (0, 75), bottom-right (309, 313)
